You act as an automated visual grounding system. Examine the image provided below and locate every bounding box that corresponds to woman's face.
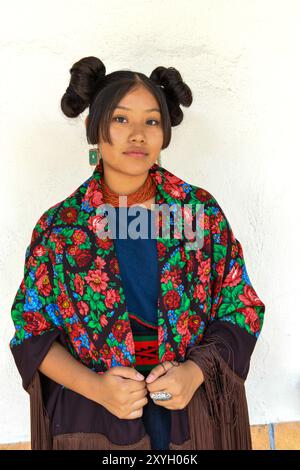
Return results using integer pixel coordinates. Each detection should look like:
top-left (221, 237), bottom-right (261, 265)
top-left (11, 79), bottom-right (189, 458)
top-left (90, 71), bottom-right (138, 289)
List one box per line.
top-left (87, 85), bottom-right (164, 177)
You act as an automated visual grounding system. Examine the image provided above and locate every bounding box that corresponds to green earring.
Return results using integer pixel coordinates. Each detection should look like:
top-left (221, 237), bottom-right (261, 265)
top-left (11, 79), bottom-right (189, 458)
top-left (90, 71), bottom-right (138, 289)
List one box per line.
top-left (157, 153), bottom-right (162, 166)
top-left (89, 146), bottom-right (101, 166)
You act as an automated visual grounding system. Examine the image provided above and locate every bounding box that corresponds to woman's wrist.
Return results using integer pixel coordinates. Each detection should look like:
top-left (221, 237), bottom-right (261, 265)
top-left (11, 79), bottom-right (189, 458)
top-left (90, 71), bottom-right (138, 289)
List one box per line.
top-left (184, 359), bottom-right (205, 387)
top-left (82, 369), bottom-right (106, 405)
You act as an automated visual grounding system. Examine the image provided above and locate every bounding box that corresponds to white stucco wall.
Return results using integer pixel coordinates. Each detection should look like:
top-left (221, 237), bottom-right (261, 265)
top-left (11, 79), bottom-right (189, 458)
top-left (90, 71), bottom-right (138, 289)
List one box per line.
top-left (1, 0), bottom-right (299, 443)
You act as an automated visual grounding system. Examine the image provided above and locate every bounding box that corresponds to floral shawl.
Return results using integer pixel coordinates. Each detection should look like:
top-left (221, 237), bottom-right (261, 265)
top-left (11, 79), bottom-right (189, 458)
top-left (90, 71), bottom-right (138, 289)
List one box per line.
top-left (9, 159), bottom-right (266, 450)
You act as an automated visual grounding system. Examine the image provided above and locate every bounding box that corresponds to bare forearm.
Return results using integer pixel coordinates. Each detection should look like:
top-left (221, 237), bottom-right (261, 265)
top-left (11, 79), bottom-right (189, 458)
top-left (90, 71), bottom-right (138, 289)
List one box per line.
top-left (38, 340), bottom-right (102, 404)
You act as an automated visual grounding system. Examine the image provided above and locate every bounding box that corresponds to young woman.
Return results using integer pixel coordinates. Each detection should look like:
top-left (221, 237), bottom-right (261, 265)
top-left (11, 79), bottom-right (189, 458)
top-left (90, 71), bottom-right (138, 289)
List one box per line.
top-left (9, 56), bottom-right (266, 450)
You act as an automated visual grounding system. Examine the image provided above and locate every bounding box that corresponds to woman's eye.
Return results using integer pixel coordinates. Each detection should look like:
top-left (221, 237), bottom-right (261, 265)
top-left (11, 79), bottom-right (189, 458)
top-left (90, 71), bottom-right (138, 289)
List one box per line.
top-left (113, 116), bottom-right (127, 123)
top-left (112, 116), bottom-right (160, 126)
top-left (147, 119), bottom-right (160, 126)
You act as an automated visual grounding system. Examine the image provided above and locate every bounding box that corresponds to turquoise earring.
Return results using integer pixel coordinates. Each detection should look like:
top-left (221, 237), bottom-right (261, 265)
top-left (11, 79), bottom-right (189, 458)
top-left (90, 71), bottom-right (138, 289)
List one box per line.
top-left (89, 146), bottom-right (102, 166)
top-left (157, 153), bottom-right (162, 166)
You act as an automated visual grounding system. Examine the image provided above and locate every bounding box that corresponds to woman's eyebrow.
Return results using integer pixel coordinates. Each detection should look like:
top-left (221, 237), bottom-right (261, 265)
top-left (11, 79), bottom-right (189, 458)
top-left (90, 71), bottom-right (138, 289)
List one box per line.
top-left (115, 105), bottom-right (161, 113)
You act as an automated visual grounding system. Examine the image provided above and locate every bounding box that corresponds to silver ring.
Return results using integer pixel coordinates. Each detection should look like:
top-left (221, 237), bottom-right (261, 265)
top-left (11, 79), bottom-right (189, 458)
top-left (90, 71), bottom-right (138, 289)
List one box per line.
top-left (150, 391), bottom-right (173, 401)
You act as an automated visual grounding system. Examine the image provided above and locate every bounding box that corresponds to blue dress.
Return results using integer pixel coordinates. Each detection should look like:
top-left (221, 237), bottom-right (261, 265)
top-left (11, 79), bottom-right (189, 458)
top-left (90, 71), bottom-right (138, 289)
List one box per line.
top-left (108, 206), bottom-right (171, 450)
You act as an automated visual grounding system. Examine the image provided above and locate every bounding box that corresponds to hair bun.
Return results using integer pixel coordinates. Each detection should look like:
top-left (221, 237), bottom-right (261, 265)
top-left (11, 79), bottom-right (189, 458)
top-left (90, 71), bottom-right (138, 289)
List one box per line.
top-left (150, 66), bottom-right (193, 126)
top-left (61, 56), bottom-right (106, 118)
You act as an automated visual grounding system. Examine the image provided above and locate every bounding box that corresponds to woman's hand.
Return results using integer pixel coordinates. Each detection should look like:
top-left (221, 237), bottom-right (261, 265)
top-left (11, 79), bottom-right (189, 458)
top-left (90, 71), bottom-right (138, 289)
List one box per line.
top-left (96, 366), bottom-right (149, 419)
top-left (145, 359), bottom-right (205, 410)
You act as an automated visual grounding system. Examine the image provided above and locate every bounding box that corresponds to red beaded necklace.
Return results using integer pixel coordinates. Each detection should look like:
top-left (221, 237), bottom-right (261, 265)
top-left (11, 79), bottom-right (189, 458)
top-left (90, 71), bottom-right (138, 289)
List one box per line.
top-left (102, 172), bottom-right (156, 208)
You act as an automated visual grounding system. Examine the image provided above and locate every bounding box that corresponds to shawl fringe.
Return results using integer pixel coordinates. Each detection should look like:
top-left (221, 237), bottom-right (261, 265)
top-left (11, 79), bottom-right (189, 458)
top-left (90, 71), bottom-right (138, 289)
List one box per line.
top-left (27, 337), bottom-right (252, 450)
top-left (27, 370), bottom-right (53, 450)
top-left (184, 334), bottom-right (253, 450)
top-left (52, 432), bottom-right (151, 450)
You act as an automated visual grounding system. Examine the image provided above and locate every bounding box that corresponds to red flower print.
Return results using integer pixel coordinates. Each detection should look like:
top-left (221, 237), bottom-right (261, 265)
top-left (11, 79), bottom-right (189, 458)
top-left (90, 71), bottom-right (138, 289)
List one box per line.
top-left (179, 333), bottom-right (192, 355)
top-left (36, 213), bottom-right (51, 231)
top-left (162, 343), bottom-right (176, 362)
top-left (242, 307), bottom-right (261, 333)
top-left (220, 230), bottom-right (227, 245)
top-left (231, 242), bottom-right (239, 259)
top-left (151, 170), bottom-right (163, 185)
top-left (67, 245), bottom-right (78, 256)
top-left (188, 314), bottom-right (202, 334)
top-left (100, 342), bottom-right (113, 361)
top-left (69, 323), bottom-right (86, 343)
top-left (204, 213), bottom-right (210, 231)
top-left (182, 205), bottom-right (193, 227)
top-left (203, 235), bottom-right (211, 253)
top-left (89, 344), bottom-right (100, 362)
top-left (26, 255), bottom-right (38, 270)
top-left (90, 191), bottom-right (103, 207)
top-left (33, 244), bottom-right (47, 257)
top-left (196, 188), bottom-right (211, 203)
top-left (95, 255), bottom-right (106, 270)
top-left (215, 257), bottom-right (226, 278)
top-left (239, 285), bottom-right (265, 306)
top-left (72, 229), bottom-right (87, 246)
top-left (223, 263), bottom-right (243, 287)
top-left (48, 248), bottom-right (56, 264)
top-left (36, 263), bottom-right (52, 296)
top-left (83, 179), bottom-right (104, 207)
top-left (23, 312), bottom-right (51, 335)
top-left (198, 258), bottom-right (211, 284)
top-left (96, 236), bottom-right (113, 250)
top-left (163, 290), bottom-right (181, 310)
top-left (60, 207), bottom-right (78, 224)
top-left (111, 345), bottom-right (124, 361)
top-left (80, 348), bottom-right (91, 362)
top-left (77, 300), bottom-right (89, 316)
top-left (163, 182), bottom-right (186, 200)
top-left (85, 269), bottom-right (109, 292)
top-left (20, 278), bottom-right (26, 294)
top-left (180, 246), bottom-right (187, 263)
top-left (177, 310), bottom-right (189, 336)
top-left (193, 283), bottom-right (206, 302)
top-left (105, 289), bottom-right (121, 309)
top-left (125, 332), bottom-right (135, 355)
top-left (49, 233), bottom-right (66, 254)
top-left (74, 249), bottom-right (93, 268)
top-left (112, 320), bottom-right (128, 341)
top-left (109, 258), bottom-right (120, 275)
top-left (157, 242), bottom-right (167, 259)
top-left (158, 325), bottom-right (165, 343)
top-left (88, 215), bottom-right (107, 235)
top-left (161, 267), bottom-right (182, 288)
top-left (74, 273), bottom-right (84, 296)
top-left (195, 249), bottom-right (204, 263)
top-left (57, 292), bottom-right (75, 318)
top-left (99, 314), bottom-right (108, 328)
top-left (211, 213), bottom-right (222, 235)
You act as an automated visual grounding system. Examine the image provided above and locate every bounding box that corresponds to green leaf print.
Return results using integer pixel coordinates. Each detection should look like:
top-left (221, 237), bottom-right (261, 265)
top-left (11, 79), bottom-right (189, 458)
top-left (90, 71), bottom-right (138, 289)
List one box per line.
top-left (180, 292), bottom-right (190, 311)
top-left (217, 301), bottom-right (236, 318)
top-left (236, 312), bottom-right (246, 328)
top-left (213, 244), bottom-right (227, 263)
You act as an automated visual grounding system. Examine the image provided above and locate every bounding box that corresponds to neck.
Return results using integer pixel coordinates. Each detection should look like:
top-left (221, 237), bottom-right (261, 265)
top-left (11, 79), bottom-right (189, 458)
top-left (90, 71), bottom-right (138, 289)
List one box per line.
top-left (102, 161), bottom-right (149, 195)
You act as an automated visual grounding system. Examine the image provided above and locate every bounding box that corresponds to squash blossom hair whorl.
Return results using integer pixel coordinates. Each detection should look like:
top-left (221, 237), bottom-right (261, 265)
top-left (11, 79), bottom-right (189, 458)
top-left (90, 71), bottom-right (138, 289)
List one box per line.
top-left (61, 56), bottom-right (193, 150)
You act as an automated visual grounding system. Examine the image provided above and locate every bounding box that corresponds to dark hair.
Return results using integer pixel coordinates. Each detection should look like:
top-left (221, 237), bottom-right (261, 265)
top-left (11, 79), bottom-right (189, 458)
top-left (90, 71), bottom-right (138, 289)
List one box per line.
top-left (60, 56), bottom-right (193, 150)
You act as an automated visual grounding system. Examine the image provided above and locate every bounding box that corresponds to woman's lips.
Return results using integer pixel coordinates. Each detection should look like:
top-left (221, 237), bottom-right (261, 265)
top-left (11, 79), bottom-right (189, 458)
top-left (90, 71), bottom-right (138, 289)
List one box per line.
top-left (123, 152), bottom-right (147, 157)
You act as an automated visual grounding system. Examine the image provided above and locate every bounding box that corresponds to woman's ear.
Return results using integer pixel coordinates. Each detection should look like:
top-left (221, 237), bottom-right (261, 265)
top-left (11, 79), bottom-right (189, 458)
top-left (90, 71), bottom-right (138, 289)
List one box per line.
top-left (85, 115), bottom-right (89, 128)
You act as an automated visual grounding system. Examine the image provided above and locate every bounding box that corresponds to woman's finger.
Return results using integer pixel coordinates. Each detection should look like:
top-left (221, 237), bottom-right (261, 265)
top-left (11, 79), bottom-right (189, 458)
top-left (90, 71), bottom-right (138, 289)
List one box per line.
top-left (145, 360), bottom-right (174, 384)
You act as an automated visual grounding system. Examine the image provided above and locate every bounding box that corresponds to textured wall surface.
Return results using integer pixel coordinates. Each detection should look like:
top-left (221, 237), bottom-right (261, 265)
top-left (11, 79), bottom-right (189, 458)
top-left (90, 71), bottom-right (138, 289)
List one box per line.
top-left (1, 0), bottom-right (299, 444)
